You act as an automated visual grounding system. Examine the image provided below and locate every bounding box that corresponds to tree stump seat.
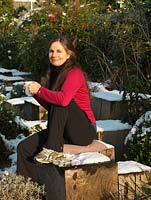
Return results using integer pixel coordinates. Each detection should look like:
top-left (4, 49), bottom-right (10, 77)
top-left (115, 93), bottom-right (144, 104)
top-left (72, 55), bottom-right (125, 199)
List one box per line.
top-left (65, 158), bottom-right (118, 200)
top-left (38, 148), bottom-right (118, 200)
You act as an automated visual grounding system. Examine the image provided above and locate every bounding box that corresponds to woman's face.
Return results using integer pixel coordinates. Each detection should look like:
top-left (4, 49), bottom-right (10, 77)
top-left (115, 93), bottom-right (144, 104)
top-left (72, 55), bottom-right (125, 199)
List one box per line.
top-left (49, 41), bottom-right (70, 67)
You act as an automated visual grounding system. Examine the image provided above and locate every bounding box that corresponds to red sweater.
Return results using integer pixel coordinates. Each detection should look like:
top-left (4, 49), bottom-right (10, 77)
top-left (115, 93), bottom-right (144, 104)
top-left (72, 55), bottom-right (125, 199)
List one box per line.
top-left (35, 66), bottom-right (96, 124)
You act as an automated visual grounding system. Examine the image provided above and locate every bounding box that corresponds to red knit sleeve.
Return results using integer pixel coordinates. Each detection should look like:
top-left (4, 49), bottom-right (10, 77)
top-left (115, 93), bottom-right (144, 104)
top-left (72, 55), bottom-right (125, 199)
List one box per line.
top-left (36, 67), bottom-right (84, 106)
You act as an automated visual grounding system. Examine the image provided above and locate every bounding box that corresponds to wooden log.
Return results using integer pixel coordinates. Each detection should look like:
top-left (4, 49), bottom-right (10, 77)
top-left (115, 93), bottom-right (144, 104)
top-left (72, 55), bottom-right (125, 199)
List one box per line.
top-left (118, 161), bottom-right (151, 199)
top-left (98, 129), bottom-right (130, 161)
top-left (24, 101), bottom-right (40, 120)
top-left (97, 141), bottom-right (115, 161)
top-left (65, 161), bottom-right (118, 200)
top-left (24, 100), bottom-right (46, 120)
top-left (4, 101), bottom-right (25, 119)
top-left (96, 120), bottom-right (131, 161)
top-left (91, 97), bottom-right (128, 120)
top-left (5, 97), bottom-right (46, 121)
top-left (38, 153), bottom-right (118, 200)
top-left (102, 146), bottom-right (115, 161)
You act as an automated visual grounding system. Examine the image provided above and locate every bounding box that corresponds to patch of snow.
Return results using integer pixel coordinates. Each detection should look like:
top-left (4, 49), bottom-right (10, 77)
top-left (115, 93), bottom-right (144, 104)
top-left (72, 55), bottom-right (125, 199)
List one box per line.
top-left (0, 75), bottom-right (24, 81)
top-left (74, 152), bottom-right (110, 165)
top-left (6, 96), bottom-right (40, 106)
top-left (0, 133), bottom-right (26, 174)
top-left (96, 120), bottom-right (132, 132)
top-left (3, 86), bottom-right (13, 92)
top-left (0, 67), bottom-right (31, 76)
top-left (0, 133), bottom-right (25, 151)
top-left (13, 81), bottom-right (25, 86)
top-left (0, 117), bottom-right (47, 174)
top-left (21, 119), bottom-right (47, 130)
top-left (125, 111), bottom-right (151, 144)
top-left (25, 97), bottom-right (40, 106)
top-left (88, 81), bottom-right (151, 101)
top-left (118, 161), bottom-right (151, 174)
top-left (12, 71), bottom-right (31, 76)
top-left (61, 152), bottom-right (111, 167)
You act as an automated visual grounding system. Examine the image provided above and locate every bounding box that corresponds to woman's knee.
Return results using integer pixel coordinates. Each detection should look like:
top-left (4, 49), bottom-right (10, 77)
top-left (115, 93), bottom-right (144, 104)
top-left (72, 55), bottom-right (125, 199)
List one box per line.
top-left (17, 136), bottom-right (34, 154)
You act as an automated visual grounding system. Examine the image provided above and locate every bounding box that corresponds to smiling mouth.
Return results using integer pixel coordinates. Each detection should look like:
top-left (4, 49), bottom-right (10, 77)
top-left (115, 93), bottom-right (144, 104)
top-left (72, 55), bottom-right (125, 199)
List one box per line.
top-left (52, 59), bottom-right (60, 62)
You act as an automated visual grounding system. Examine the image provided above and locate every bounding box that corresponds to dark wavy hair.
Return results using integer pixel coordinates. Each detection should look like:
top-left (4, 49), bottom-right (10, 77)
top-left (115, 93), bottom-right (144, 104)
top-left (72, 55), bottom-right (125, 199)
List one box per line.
top-left (48, 36), bottom-right (77, 90)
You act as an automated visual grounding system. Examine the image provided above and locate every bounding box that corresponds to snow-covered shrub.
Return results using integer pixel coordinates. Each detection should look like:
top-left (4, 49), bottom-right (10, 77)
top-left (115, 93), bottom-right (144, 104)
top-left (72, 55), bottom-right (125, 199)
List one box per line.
top-left (0, 103), bottom-right (29, 139)
top-left (124, 111), bottom-right (151, 166)
top-left (9, 84), bottom-right (24, 99)
top-left (0, 173), bottom-right (45, 200)
top-left (0, 136), bottom-right (11, 164)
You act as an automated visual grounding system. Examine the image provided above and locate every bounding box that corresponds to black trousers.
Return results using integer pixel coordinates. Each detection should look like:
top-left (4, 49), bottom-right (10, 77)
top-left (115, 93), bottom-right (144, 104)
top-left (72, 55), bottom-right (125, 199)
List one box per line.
top-left (17, 100), bottom-right (97, 199)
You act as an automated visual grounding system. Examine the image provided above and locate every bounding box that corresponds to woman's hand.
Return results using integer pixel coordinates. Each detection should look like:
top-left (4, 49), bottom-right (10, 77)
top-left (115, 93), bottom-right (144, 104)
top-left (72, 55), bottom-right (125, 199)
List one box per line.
top-left (29, 81), bottom-right (41, 95)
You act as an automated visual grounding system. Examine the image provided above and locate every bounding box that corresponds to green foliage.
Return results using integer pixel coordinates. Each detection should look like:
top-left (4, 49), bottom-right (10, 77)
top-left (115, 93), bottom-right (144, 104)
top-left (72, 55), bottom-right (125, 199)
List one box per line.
top-left (0, 103), bottom-right (29, 139)
top-left (124, 111), bottom-right (151, 166)
top-left (80, 0), bottom-right (151, 93)
top-left (14, 27), bottom-right (55, 80)
top-left (0, 2), bottom-right (100, 80)
top-left (122, 91), bottom-right (151, 125)
top-left (0, 136), bottom-right (11, 163)
top-left (0, 173), bottom-right (45, 200)
top-left (0, 84), bottom-right (24, 98)
top-left (0, 0), bottom-right (151, 93)
top-left (0, 7), bottom-right (19, 68)
top-left (0, 85), bottom-right (7, 96)
top-left (10, 84), bottom-right (24, 99)
top-left (0, 0), bottom-right (13, 14)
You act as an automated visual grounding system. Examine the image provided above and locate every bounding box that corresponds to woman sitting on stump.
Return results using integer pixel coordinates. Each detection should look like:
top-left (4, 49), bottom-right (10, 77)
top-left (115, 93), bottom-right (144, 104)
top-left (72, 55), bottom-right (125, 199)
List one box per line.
top-left (17, 36), bottom-right (107, 183)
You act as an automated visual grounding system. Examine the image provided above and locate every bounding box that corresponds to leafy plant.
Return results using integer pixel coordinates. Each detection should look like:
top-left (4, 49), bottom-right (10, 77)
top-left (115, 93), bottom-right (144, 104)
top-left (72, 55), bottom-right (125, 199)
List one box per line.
top-left (0, 103), bottom-right (29, 139)
top-left (122, 91), bottom-right (151, 125)
top-left (10, 84), bottom-right (24, 99)
top-left (0, 0), bottom-right (13, 15)
top-left (0, 136), bottom-right (11, 163)
top-left (1, 1), bottom-right (101, 80)
top-left (0, 173), bottom-right (45, 200)
top-left (124, 110), bottom-right (151, 166)
top-left (0, 0), bottom-right (151, 94)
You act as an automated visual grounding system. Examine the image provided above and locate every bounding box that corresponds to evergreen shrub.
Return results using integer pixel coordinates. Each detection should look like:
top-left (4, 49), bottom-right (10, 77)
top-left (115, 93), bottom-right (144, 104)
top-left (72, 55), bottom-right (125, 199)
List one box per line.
top-left (124, 110), bottom-right (151, 166)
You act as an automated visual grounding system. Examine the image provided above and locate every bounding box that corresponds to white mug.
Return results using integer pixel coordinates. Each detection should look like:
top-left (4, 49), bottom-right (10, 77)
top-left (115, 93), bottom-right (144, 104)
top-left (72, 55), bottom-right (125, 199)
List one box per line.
top-left (24, 81), bottom-right (33, 96)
